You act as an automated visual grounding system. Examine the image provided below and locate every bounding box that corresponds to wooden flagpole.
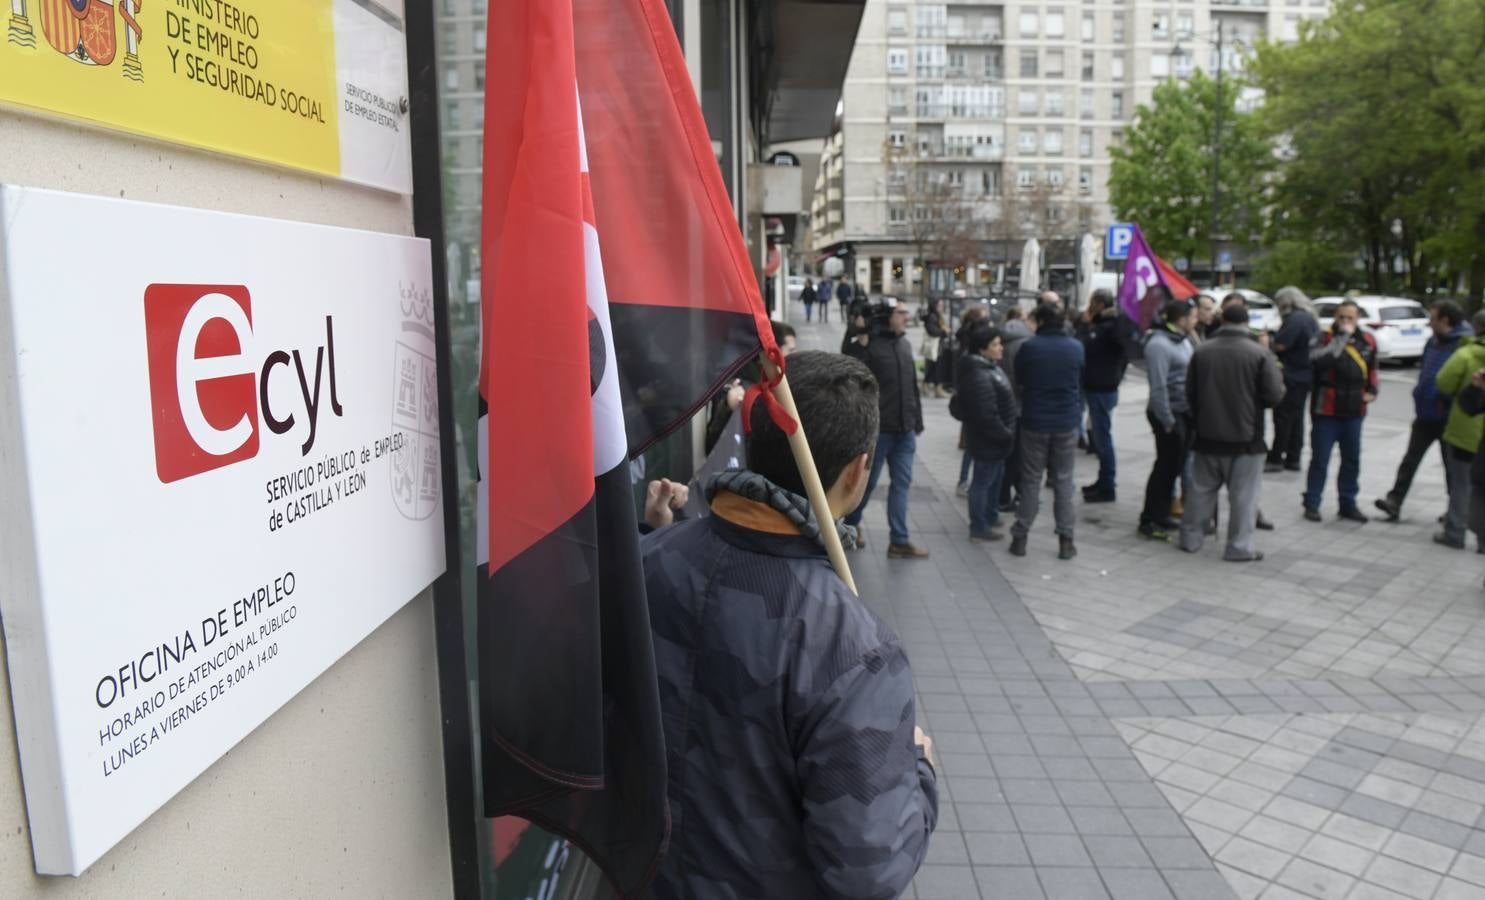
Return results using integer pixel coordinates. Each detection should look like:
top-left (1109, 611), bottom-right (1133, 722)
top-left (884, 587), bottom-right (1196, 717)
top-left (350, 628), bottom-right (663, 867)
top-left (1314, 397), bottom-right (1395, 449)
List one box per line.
top-left (763, 360), bottom-right (858, 595)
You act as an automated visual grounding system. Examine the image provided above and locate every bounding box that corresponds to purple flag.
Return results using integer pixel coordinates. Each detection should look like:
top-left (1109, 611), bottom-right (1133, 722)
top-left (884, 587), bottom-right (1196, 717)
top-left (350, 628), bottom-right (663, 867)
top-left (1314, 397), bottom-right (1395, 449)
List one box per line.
top-left (1116, 225), bottom-right (1170, 330)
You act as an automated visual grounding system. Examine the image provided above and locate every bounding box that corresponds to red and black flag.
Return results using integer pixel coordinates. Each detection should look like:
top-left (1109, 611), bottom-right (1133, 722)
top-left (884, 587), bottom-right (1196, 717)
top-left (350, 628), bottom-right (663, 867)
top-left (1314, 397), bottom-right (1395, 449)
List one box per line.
top-left (477, 0), bottom-right (777, 894)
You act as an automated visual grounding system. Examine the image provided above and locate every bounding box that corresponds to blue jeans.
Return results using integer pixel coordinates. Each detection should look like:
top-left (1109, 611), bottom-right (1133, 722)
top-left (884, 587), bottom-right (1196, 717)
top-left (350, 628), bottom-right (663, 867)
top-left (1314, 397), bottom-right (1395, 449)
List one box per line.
top-left (1085, 390), bottom-right (1118, 490)
top-left (846, 431), bottom-right (916, 545)
top-left (968, 457), bottom-right (1006, 534)
top-left (1305, 415), bottom-right (1364, 511)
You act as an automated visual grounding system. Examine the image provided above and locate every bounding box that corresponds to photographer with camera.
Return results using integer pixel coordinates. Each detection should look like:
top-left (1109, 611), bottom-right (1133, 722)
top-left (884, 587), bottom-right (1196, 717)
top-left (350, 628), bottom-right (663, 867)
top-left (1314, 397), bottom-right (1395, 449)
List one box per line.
top-left (843, 299), bottom-right (930, 559)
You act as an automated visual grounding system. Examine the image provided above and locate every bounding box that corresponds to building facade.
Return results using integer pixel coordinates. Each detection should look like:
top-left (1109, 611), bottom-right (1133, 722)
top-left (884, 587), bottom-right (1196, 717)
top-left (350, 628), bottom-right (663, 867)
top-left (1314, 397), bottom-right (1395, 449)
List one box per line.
top-left (811, 0), bottom-right (1333, 296)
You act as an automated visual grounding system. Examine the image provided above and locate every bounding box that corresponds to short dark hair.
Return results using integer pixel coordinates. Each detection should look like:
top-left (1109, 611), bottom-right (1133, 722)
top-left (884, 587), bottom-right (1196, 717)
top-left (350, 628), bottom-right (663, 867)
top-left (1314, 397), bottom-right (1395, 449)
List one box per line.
top-left (1221, 303), bottom-right (1250, 325)
top-left (1090, 288), bottom-right (1115, 310)
top-left (1433, 300), bottom-right (1465, 328)
top-left (1004, 305), bottom-right (1024, 321)
top-left (771, 321), bottom-right (796, 344)
top-left (1221, 292), bottom-right (1246, 308)
top-left (746, 351), bottom-right (879, 497)
top-left (1147, 284), bottom-right (1173, 306)
top-left (1164, 299), bottom-right (1193, 325)
top-left (964, 325), bottom-right (1001, 354)
top-left (1033, 303), bottom-right (1065, 329)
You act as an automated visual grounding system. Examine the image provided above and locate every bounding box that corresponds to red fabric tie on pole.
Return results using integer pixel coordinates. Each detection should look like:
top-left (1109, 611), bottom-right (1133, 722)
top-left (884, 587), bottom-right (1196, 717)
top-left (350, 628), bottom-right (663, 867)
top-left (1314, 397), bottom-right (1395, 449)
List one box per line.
top-left (740, 346), bottom-right (797, 437)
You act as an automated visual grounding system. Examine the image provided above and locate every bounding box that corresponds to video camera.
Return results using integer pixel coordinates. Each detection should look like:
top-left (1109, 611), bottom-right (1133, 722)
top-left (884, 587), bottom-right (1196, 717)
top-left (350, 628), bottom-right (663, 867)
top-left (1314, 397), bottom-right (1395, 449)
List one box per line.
top-left (850, 296), bottom-right (900, 334)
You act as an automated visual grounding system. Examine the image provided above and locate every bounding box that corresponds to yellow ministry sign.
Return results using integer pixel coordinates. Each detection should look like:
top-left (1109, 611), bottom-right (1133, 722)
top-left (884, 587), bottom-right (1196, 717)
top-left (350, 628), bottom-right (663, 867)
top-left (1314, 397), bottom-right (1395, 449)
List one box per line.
top-left (1, 1), bottom-right (413, 193)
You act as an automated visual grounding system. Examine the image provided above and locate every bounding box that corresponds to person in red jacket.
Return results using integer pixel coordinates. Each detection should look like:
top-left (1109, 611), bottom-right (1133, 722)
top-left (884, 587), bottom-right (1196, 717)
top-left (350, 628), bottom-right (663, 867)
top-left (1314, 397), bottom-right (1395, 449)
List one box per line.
top-left (1303, 300), bottom-right (1379, 522)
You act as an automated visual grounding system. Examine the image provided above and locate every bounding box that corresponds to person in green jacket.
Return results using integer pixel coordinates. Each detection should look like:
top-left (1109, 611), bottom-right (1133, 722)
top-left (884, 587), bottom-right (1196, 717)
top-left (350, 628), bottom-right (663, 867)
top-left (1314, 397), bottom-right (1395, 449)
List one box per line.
top-left (1433, 311), bottom-right (1485, 549)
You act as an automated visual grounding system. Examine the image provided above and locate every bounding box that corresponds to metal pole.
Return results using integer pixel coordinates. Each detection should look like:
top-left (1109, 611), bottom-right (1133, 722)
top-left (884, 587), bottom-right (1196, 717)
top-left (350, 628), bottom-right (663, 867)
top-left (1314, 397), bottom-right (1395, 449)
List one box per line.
top-left (1210, 19), bottom-right (1223, 288)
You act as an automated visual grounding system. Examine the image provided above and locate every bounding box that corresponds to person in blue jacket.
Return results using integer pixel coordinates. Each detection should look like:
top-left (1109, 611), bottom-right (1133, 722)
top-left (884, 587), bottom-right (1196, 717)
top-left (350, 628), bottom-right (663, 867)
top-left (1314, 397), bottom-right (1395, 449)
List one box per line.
top-left (1009, 303), bottom-right (1086, 560)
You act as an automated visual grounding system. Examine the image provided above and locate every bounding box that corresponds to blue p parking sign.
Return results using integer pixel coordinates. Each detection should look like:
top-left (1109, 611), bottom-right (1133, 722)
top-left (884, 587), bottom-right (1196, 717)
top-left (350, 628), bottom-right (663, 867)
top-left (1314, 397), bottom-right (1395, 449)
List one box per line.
top-left (1106, 223), bottom-right (1135, 260)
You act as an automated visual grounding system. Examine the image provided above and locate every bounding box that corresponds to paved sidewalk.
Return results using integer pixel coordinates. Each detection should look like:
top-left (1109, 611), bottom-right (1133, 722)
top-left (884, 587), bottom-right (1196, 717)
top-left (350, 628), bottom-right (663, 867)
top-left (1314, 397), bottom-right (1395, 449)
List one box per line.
top-left (795, 314), bottom-right (1485, 899)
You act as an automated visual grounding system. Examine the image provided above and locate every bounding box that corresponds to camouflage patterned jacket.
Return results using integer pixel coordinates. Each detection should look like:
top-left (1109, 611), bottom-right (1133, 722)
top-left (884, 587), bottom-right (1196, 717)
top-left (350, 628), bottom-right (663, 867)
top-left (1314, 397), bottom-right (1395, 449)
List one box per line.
top-left (640, 486), bottom-right (938, 900)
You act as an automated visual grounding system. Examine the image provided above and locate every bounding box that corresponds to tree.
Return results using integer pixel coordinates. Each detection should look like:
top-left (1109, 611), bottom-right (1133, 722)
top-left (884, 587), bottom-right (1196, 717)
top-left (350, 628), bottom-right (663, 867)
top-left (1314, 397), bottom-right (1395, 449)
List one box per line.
top-left (1107, 70), bottom-right (1271, 269)
top-left (1250, 0), bottom-right (1485, 301)
top-left (886, 145), bottom-right (982, 298)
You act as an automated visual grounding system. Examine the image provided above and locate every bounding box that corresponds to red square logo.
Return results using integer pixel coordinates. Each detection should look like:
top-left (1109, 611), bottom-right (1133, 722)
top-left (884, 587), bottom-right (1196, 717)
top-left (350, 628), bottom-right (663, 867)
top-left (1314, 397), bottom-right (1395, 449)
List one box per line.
top-left (144, 284), bottom-right (260, 483)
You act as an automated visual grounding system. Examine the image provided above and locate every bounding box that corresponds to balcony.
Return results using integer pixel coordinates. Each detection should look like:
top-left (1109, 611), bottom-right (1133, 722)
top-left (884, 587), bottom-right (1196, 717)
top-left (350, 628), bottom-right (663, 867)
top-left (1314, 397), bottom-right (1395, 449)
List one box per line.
top-left (914, 104), bottom-right (1005, 121)
top-left (945, 30), bottom-right (1004, 45)
top-left (946, 66), bottom-right (1004, 81)
top-left (923, 143), bottom-right (1005, 162)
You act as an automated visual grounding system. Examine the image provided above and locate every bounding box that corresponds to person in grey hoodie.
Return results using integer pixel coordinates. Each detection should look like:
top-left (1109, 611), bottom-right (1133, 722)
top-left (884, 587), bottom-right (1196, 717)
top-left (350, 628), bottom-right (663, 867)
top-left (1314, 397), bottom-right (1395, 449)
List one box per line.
top-left (1140, 299), bottom-right (1196, 540)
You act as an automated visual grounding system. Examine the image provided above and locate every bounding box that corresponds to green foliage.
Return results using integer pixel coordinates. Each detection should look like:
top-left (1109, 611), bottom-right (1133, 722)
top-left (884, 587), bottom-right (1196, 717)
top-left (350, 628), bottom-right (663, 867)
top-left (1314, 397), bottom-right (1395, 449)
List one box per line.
top-left (1249, 0), bottom-right (1485, 303)
top-left (1248, 240), bottom-right (1357, 295)
top-left (1108, 70), bottom-right (1270, 266)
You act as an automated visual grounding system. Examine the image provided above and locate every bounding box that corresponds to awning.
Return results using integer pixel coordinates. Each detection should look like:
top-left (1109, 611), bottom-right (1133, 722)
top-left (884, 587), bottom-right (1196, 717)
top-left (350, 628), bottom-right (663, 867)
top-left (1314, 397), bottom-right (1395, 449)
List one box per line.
top-left (753, 0), bottom-right (867, 144)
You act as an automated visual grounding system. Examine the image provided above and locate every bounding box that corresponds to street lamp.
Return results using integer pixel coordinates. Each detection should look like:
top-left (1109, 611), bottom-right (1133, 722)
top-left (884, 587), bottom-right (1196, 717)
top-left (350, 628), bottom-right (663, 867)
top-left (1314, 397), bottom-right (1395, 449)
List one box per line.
top-left (1172, 21), bottom-right (1245, 288)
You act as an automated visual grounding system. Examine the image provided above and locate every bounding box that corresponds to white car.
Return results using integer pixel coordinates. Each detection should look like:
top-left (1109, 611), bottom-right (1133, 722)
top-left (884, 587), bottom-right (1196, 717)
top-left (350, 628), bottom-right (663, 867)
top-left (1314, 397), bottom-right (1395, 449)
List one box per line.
top-left (1314, 296), bottom-right (1431, 363)
top-left (1223, 288), bottom-right (1281, 333)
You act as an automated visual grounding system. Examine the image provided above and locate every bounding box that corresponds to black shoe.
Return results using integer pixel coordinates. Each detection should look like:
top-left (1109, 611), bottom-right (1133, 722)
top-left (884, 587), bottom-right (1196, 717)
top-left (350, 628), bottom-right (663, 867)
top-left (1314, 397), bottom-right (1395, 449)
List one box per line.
top-left (1083, 487), bottom-right (1116, 504)
top-left (970, 528), bottom-right (1005, 543)
top-left (1009, 534), bottom-right (1028, 557)
top-left (1303, 506), bottom-right (1322, 522)
top-left (1433, 532), bottom-right (1465, 550)
top-left (1058, 536), bottom-right (1078, 560)
top-left (1137, 522), bottom-right (1170, 542)
top-left (1256, 514), bottom-right (1275, 531)
top-left (1338, 507), bottom-right (1369, 524)
top-left (1224, 551), bottom-right (1265, 563)
top-left (1284, 463), bottom-right (1302, 472)
top-left (1374, 497), bottom-right (1401, 521)
top-left (1155, 517), bottom-right (1181, 530)
top-left (1264, 461), bottom-right (1284, 474)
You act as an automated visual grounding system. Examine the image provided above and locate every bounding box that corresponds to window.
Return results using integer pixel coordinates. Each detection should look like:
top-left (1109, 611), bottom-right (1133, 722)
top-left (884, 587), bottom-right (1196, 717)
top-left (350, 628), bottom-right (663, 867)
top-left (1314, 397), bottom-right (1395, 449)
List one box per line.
top-left (888, 85), bottom-right (908, 114)
top-left (1045, 89), bottom-right (1065, 116)
top-left (887, 48), bottom-right (908, 74)
top-left (1018, 128), bottom-right (1038, 153)
top-left (1176, 13), bottom-right (1194, 38)
top-left (1081, 12), bottom-right (1094, 41)
top-left (1111, 91), bottom-right (1124, 118)
top-left (1111, 53), bottom-right (1125, 80)
top-left (916, 45), bottom-right (946, 78)
top-left (1151, 53), bottom-right (1169, 78)
top-left (1175, 51), bottom-right (1194, 78)
top-left (887, 7), bottom-right (908, 34)
top-left (1082, 52), bottom-right (1094, 81)
top-left (1080, 129), bottom-right (1093, 156)
top-left (475, 66), bottom-right (485, 90)
top-left (888, 130), bottom-right (907, 150)
top-left (1046, 50), bottom-right (1065, 78)
top-left (1152, 13), bottom-right (1170, 39)
top-left (1020, 50), bottom-right (1038, 77)
top-left (1079, 167), bottom-right (1092, 193)
top-left (1019, 11), bottom-right (1038, 37)
top-left (1080, 89), bottom-right (1094, 118)
top-left (1047, 167), bottom-right (1066, 190)
top-left (1018, 89), bottom-right (1039, 115)
top-left (985, 49), bottom-right (1003, 79)
top-left (1044, 129), bottom-right (1063, 154)
top-left (889, 205), bottom-right (907, 224)
top-left (982, 169), bottom-right (1001, 196)
top-left (473, 29), bottom-right (485, 53)
top-left (446, 101), bottom-right (462, 129)
top-left (1111, 128), bottom-right (1125, 146)
top-left (1017, 168), bottom-right (1036, 190)
top-left (1046, 9), bottom-right (1065, 38)
top-left (1112, 12), bottom-right (1125, 41)
top-left (948, 51), bottom-right (967, 74)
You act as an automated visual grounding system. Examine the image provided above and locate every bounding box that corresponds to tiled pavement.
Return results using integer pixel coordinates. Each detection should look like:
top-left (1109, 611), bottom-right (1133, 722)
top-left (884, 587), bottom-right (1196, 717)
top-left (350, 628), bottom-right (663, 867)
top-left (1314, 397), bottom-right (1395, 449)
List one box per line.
top-left (794, 315), bottom-right (1485, 899)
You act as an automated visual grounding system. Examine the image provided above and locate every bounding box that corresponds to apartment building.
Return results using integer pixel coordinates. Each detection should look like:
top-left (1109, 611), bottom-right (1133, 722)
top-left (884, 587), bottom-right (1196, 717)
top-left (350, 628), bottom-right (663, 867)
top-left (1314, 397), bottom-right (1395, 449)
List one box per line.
top-left (811, 0), bottom-right (1332, 295)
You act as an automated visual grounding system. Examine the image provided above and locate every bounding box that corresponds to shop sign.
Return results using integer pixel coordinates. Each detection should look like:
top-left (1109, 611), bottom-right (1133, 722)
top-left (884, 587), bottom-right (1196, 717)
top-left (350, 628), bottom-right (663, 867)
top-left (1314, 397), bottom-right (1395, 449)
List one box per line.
top-left (0, 0), bottom-right (413, 193)
top-left (0, 185), bottom-right (445, 874)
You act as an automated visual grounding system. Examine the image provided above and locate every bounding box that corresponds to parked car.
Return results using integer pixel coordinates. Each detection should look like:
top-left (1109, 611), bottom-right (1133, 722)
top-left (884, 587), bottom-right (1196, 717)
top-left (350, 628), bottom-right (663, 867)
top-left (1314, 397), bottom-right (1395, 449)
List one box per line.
top-left (1222, 288), bottom-right (1281, 333)
top-left (786, 275), bottom-right (807, 300)
top-left (1313, 295), bottom-right (1430, 363)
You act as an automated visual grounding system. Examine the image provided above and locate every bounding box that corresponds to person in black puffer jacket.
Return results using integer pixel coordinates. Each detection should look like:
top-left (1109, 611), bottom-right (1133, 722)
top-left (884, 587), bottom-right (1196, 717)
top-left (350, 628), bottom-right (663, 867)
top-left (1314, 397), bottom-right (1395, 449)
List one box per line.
top-left (956, 324), bottom-right (1019, 541)
top-left (843, 301), bottom-right (929, 558)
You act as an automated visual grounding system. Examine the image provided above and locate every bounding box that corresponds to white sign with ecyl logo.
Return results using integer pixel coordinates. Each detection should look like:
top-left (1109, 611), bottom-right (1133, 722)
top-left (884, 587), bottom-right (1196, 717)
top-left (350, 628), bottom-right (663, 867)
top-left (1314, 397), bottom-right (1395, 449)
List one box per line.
top-left (0, 185), bottom-right (446, 875)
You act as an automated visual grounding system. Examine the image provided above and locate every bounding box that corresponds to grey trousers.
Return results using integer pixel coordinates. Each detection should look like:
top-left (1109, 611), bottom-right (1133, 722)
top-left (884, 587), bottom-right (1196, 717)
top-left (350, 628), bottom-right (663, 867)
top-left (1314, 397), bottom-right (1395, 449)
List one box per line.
top-left (1443, 447), bottom-right (1474, 544)
top-left (1180, 453), bottom-right (1264, 560)
top-left (1014, 430), bottom-right (1077, 539)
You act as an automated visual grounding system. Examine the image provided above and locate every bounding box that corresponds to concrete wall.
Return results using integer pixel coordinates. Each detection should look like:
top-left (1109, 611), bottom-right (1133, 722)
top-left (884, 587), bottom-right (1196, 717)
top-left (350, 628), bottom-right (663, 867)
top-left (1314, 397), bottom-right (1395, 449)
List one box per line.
top-left (0, 112), bottom-right (454, 898)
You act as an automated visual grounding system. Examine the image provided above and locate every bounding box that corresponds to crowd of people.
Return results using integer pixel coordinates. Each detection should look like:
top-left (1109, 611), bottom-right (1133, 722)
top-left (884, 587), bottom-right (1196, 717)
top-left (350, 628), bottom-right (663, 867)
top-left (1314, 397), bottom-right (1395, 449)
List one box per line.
top-left (820, 282), bottom-right (1485, 570)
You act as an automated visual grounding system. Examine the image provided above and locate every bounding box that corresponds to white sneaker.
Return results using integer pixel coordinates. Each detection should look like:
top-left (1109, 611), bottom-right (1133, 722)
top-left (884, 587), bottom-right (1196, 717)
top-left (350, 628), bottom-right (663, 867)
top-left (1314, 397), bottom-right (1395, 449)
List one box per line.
top-left (956, 481), bottom-right (969, 498)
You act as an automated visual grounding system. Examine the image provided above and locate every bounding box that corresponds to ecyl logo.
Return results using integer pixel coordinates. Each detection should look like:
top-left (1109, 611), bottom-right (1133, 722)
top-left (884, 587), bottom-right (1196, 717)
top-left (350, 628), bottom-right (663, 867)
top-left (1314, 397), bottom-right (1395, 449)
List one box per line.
top-left (145, 284), bottom-right (344, 483)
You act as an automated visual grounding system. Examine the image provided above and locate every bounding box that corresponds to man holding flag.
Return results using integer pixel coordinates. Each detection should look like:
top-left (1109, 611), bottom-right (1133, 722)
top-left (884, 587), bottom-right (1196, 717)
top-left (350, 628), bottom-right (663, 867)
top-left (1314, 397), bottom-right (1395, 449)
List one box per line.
top-left (478, 0), bottom-right (908, 894)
